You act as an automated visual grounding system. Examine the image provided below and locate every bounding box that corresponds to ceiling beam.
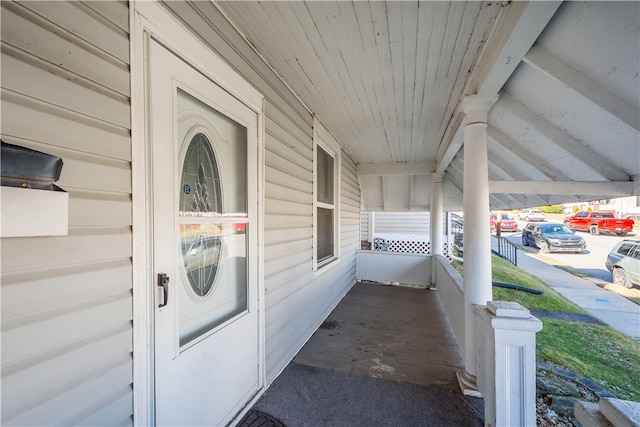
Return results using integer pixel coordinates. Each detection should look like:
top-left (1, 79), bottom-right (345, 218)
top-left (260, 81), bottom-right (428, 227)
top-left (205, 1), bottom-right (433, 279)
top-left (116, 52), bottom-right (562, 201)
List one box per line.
top-left (469, 2), bottom-right (562, 96)
top-left (487, 126), bottom-right (569, 180)
top-left (500, 93), bottom-right (629, 182)
top-left (436, 1), bottom-right (562, 173)
top-left (488, 153), bottom-right (531, 181)
top-left (436, 125), bottom-right (463, 175)
top-left (496, 190), bottom-right (528, 206)
top-left (489, 157), bottom-right (551, 205)
top-left (523, 45), bottom-right (640, 132)
top-left (490, 193), bottom-right (519, 209)
top-left (489, 180), bottom-right (638, 196)
top-left (487, 158), bottom-right (550, 206)
top-left (443, 177), bottom-right (463, 199)
top-left (449, 156), bottom-right (465, 177)
top-left (357, 162), bottom-right (434, 177)
top-left (444, 163), bottom-right (464, 195)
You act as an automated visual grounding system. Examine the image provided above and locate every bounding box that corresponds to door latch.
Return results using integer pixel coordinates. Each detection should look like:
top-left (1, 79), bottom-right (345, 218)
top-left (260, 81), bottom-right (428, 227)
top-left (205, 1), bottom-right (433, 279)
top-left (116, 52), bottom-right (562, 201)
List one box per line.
top-left (158, 273), bottom-right (170, 308)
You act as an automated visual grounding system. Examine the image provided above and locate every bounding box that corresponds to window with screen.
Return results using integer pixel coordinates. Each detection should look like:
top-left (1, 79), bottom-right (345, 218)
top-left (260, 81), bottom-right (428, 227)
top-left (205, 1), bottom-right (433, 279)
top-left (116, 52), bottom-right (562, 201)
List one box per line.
top-left (316, 145), bottom-right (334, 264)
top-left (314, 135), bottom-right (340, 272)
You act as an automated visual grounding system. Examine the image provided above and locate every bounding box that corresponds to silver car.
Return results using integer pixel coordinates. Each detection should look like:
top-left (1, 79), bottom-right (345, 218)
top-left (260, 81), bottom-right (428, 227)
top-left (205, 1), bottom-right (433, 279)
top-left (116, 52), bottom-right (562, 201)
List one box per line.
top-left (518, 209), bottom-right (545, 222)
top-left (605, 240), bottom-right (640, 288)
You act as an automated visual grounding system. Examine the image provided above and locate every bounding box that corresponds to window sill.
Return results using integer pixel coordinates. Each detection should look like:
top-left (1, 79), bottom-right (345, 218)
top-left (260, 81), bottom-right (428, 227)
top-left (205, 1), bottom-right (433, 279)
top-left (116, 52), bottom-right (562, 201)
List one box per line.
top-left (313, 256), bottom-right (341, 277)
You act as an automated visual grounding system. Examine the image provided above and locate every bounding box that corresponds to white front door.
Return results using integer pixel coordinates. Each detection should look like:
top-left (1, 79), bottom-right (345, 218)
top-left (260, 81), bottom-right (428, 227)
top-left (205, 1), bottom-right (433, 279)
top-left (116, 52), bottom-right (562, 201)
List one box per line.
top-left (149, 39), bottom-right (260, 426)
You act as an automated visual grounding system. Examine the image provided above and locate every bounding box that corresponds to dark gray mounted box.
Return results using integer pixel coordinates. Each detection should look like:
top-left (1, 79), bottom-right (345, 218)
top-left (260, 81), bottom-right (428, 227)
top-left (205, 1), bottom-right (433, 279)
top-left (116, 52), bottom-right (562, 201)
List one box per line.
top-left (1, 140), bottom-right (64, 190)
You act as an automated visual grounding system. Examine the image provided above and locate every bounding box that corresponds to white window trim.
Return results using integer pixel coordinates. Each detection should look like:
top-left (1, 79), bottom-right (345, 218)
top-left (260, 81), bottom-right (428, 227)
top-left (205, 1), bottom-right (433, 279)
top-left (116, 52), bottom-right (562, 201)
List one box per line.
top-left (131, 3), bottom-right (265, 425)
top-left (313, 119), bottom-right (342, 275)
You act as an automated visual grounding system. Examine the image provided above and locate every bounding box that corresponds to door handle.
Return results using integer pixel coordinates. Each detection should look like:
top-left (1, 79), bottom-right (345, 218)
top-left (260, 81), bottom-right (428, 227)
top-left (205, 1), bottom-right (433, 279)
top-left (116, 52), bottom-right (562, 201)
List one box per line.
top-left (158, 273), bottom-right (170, 307)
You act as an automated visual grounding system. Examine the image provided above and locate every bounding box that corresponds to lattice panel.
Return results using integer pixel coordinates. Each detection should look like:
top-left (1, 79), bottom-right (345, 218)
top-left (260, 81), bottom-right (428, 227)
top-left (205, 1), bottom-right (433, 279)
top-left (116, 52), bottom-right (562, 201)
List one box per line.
top-left (442, 242), bottom-right (453, 262)
top-left (372, 233), bottom-right (461, 259)
top-left (373, 237), bottom-right (430, 254)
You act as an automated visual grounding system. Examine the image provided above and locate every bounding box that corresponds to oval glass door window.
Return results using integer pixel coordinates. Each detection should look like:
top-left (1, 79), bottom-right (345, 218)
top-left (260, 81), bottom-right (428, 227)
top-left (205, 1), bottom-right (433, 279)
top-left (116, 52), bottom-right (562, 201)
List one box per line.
top-left (179, 133), bottom-right (223, 297)
top-left (175, 88), bottom-right (249, 348)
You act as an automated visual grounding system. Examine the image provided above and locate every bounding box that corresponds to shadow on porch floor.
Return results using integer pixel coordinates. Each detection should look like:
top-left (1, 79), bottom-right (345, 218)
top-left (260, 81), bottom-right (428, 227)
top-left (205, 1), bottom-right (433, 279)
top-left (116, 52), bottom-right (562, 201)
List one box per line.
top-left (241, 282), bottom-right (484, 426)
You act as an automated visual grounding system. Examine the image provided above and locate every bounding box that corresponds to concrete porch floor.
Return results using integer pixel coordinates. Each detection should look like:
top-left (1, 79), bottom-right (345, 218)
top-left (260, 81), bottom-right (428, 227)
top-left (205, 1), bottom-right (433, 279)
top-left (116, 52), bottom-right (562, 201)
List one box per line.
top-left (244, 282), bottom-right (484, 426)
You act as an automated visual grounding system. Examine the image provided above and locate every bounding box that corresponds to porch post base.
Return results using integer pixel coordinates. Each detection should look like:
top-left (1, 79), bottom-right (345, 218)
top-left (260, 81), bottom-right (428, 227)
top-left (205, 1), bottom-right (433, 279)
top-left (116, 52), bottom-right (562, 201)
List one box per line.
top-left (457, 370), bottom-right (483, 397)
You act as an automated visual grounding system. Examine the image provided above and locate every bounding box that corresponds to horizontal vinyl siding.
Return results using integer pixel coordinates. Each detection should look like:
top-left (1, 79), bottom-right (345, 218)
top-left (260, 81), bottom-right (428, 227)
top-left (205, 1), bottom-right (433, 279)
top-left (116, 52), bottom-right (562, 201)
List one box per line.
top-left (341, 154), bottom-right (362, 258)
top-left (163, 1), bottom-right (361, 384)
top-left (262, 100), bottom-right (316, 378)
top-left (360, 211), bottom-right (370, 241)
top-left (374, 211), bottom-right (431, 235)
top-left (1, 1), bottom-right (133, 426)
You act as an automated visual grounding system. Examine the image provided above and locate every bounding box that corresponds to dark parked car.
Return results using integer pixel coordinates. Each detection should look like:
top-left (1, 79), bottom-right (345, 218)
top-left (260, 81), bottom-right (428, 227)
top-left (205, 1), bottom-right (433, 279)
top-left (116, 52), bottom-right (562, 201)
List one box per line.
top-left (605, 240), bottom-right (640, 288)
top-left (522, 223), bottom-right (586, 254)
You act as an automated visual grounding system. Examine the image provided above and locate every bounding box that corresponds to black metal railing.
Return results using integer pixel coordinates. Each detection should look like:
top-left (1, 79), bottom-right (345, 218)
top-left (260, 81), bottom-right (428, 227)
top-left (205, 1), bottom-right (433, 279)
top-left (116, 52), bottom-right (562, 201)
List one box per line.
top-left (492, 236), bottom-right (518, 266)
top-left (450, 213), bottom-right (464, 250)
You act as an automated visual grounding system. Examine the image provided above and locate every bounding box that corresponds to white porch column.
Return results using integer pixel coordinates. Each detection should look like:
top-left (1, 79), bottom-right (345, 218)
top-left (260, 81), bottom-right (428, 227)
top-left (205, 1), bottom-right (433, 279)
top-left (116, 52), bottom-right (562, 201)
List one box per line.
top-left (430, 172), bottom-right (444, 286)
top-left (458, 94), bottom-right (498, 394)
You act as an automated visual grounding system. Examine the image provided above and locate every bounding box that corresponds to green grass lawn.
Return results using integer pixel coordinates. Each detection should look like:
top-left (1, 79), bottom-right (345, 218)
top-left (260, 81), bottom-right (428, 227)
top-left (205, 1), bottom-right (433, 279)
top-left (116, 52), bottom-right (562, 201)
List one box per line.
top-left (452, 255), bottom-right (640, 401)
top-left (537, 319), bottom-right (639, 401)
top-left (451, 256), bottom-right (584, 313)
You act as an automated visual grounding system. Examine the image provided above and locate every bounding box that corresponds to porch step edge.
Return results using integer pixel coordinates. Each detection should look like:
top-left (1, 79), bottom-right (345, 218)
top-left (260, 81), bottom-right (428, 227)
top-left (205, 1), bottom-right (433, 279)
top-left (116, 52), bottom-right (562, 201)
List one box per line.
top-left (599, 398), bottom-right (640, 427)
top-left (574, 401), bottom-right (612, 427)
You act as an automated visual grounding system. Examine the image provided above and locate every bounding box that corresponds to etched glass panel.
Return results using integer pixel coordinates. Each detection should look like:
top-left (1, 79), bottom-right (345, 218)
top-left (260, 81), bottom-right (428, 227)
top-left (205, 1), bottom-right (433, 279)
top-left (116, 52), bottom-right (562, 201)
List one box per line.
top-left (179, 133), bottom-right (222, 217)
top-left (180, 223), bottom-right (223, 297)
top-left (176, 89), bottom-right (249, 347)
top-left (180, 134), bottom-right (222, 296)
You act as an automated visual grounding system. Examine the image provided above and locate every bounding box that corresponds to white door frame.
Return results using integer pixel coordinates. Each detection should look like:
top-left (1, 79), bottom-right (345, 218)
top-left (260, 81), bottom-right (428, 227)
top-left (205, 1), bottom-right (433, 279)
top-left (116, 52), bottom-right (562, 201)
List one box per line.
top-left (131, 3), bottom-right (265, 425)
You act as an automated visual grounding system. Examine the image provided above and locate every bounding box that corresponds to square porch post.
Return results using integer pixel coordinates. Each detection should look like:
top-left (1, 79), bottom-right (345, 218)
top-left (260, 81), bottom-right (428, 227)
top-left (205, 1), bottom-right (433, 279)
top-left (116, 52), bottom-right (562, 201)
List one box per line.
top-left (475, 302), bottom-right (543, 427)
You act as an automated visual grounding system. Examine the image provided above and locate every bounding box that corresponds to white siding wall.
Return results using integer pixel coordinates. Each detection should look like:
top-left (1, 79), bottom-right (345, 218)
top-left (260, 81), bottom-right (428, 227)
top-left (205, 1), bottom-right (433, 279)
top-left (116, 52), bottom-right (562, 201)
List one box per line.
top-left (360, 211), bottom-right (369, 241)
top-left (359, 211), bottom-right (432, 242)
top-left (374, 211), bottom-right (431, 234)
top-left (356, 251), bottom-right (431, 285)
top-left (1, 1), bottom-right (133, 426)
top-left (163, 2), bottom-right (361, 384)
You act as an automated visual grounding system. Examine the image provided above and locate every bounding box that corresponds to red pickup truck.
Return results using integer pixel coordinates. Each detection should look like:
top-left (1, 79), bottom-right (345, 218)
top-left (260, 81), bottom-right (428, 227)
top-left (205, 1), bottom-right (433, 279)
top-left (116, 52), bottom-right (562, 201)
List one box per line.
top-left (564, 211), bottom-right (635, 236)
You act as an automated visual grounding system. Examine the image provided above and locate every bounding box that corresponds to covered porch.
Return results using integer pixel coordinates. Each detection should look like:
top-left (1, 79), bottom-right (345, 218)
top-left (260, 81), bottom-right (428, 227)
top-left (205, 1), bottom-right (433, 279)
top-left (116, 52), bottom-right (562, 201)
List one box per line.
top-left (1, 1), bottom-right (637, 425)
top-left (243, 251), bottom-right (541, 426)
top-left (244, 280), bottom-right (483, 426)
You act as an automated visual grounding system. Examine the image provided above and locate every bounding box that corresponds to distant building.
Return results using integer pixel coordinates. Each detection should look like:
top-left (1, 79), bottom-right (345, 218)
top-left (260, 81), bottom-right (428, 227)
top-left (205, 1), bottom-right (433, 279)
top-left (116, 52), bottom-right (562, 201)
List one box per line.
top-left (564, 196), bottom-right (640, 217)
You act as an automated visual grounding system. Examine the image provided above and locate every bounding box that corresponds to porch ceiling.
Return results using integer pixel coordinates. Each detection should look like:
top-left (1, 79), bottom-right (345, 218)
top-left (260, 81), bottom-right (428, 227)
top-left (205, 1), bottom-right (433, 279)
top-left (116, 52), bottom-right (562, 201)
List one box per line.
top-left (216, 1), bottom-right (639, 211)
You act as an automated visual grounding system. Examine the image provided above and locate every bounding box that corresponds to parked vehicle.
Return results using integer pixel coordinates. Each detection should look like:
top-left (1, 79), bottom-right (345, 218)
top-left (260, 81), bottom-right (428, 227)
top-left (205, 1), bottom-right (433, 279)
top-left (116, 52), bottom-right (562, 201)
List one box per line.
top-left (522, 222), bottom-right (586, 254)
top-left (490, 213), bottom-right (518, 232)
top-left (605, 240), bottom-right (640, 288)
top-left (232, 223), bottom-right (246, 233)
top-left (518, 209), bottom-right (545, 221)
top-left (564, 211), bottom-right (634, 236)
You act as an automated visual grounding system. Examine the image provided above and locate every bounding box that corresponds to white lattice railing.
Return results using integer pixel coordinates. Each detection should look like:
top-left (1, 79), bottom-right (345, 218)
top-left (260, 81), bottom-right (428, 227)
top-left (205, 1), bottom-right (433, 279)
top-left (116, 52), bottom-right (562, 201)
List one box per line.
top-left (373, 233), bottom-right (430, 254)
top-left (372, 233), bottom-right (455, 260)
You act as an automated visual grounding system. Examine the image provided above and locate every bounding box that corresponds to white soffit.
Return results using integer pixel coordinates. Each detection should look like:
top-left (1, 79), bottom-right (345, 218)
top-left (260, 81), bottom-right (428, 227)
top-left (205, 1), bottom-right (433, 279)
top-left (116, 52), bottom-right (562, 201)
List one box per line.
top-left (459, 1), bottom-right (639, 209)
top-left (215, 1), bottom-right (639, 210)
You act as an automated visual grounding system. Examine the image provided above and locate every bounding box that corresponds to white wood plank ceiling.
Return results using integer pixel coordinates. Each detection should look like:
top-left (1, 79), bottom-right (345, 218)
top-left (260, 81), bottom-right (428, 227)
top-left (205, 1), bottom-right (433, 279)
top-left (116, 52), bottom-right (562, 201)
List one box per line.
top-left (216, 1), bottom-right (639, 211)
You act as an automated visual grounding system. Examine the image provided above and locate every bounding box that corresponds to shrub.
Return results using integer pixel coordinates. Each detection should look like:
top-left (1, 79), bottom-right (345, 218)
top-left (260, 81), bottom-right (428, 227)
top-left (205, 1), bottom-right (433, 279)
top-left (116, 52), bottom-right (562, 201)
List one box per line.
top-left (539, 205), bottom-right (565, 214)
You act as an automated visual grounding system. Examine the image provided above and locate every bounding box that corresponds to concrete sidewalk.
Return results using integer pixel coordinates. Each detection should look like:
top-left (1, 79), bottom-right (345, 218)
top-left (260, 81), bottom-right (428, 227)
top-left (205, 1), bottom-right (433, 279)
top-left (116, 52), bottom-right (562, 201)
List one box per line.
top-left (492, 237), bottom-right (640, 340)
